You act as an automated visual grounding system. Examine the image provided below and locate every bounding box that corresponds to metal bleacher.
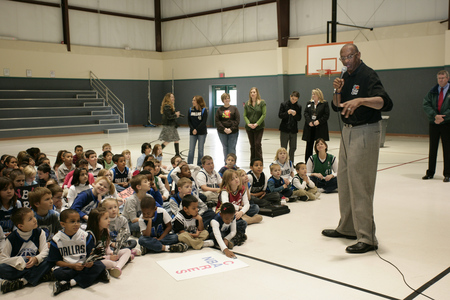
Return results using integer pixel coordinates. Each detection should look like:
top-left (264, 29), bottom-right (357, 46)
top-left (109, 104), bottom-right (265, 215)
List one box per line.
top-left (0, 76), bottom-right (128, 139)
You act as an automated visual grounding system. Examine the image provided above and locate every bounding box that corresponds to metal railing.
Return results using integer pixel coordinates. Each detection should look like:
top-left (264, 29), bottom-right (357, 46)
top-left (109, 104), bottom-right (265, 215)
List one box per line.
top-left (89, 71), bottom-right (125, 123)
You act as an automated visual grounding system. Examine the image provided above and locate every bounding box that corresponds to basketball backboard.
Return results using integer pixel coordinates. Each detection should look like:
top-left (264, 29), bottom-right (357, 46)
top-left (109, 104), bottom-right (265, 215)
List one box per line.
top-left (307, 42), bottom-right (352, 76)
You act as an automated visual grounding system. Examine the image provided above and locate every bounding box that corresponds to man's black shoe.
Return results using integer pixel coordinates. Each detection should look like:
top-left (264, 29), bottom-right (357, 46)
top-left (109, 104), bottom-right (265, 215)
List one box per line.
top-left (422, 175), bottom-right (433, 180)
top-left (346, 242), bottom-right (378, 254)
top-left (322, 229), bottom-right (357, 240)
top-left (444, 177), bottom-right (449, 182)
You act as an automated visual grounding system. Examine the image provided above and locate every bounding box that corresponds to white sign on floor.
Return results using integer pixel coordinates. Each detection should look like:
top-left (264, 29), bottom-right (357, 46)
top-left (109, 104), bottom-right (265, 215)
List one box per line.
top-left (156, 250), bottom-right (249, 281)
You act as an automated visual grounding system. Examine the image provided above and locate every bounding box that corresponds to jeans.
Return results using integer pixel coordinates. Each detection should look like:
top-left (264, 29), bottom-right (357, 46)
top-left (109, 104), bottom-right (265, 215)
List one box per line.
top-left (188, 134), bottom-right (207, 166)
top-left (218, 132), bottom-right (239, 162)
top-left (139, 233), bottom-right (179, 253)
top-left (0, 260), bottom-right (53, 286)
top-left (129, 221), bottom-right (140, 235)
top-left (246, 203), bottom-right (260, 217)
top-left (53, 261), bottom-right (105, 288)
top-left (310, 176), bottom-right (338, 193)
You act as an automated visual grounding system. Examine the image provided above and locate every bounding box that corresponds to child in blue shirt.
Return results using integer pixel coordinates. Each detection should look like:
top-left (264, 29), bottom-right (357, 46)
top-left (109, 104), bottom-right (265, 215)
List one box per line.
top-left (266, 164), bottom-right (292, 204)
top-left (29, 187), bottom-right (62, 242)
top-left (111, 154), bottom-right (131, 192)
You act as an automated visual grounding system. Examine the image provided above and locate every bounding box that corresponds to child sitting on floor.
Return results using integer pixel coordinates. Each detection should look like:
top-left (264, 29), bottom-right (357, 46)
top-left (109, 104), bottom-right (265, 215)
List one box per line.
top-left (208, 203), bottom-right (237, 258)
top-left (172, 195), bottom-right (214, 250)
top-left (48, 209), bottom-right (109, 295)
top-left (100, 197), bottom-right (139, 254)
top-left (266, 164), bottom-right (293, 205)
top-left (138, 195), bottom-right (186, 254)
top-left (86, 207), bottom-right (132, 278)
top-left (218, 153), bottom-right (239, 177)
top-left (291, 162), bottom-right (320, 201)
top-left (29, 187), bottom-right (62, 242)
top-left (0, 207), bottom-right (53, 294)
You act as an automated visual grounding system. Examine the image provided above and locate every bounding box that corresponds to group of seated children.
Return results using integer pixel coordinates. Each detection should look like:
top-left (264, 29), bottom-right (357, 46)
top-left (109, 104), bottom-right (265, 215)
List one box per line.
top-left (0, 140), bottom-right (328, 295)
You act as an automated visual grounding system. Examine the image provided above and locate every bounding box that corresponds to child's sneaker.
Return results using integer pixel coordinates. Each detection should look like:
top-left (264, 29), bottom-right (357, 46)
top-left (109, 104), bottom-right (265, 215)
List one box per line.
top-left (131, 248), bottom-right (142, 256)
top-left (98, 269), bottom-right (110, 283)
top-left (40, 270), bottom-right (56, 283)
top-left (228, 240), bottom-right (234, 249)
top-left (1, 279), bottom-right (24, 294)
top-left (288, 196), bottom-right (298, 202)
top-left (299, 195), bottom-right (309, 201)
top-left (109, 267), bottom-right (122, 278)
top-left (280, 197), bottom-right (287, 205)
top-left (140, 245), bottom-right (148, 256)
top-left (169, 242), bottom-right (188, 252)
top-left (53, 281), bottom-right (71, 296)
top-left (203, 240), bottom-right (214, 247)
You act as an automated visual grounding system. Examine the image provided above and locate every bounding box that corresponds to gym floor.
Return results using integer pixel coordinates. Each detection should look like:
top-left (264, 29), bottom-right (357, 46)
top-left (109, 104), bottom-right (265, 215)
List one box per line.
top-left (1, 126), bottom-right (448, 300)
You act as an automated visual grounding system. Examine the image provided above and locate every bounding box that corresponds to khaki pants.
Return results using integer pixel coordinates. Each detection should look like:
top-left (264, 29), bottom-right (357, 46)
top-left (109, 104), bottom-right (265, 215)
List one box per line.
top-left (202, 191), bottom-right (219, 204)
top-left (178, 230), bottom-right (209, 250)
top-left (293, 186), bottom-right (318, 200)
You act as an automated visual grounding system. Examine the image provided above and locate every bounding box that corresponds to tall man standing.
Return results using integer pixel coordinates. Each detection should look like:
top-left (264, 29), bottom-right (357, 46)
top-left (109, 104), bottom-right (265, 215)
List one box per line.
top-left (422, 70), bottom-right (450, 182)
top-left (322, 44), bottom-right (393, 254)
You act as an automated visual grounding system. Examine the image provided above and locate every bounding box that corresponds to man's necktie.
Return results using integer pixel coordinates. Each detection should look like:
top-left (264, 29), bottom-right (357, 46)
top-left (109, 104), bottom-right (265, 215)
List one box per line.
top-left (438, 88), bottom-right (444, 113)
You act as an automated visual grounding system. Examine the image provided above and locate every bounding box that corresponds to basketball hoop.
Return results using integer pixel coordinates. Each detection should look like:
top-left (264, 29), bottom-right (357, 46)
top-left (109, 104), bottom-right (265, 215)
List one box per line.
top-left (317, 69), bottom-right (332, 79)
top-left (317, 69), bottom-right (326, 77)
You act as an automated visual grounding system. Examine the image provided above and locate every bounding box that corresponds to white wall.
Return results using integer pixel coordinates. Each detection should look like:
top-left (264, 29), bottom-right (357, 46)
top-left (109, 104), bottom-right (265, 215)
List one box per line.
top-left (0, 21), bottom-right (447, 81)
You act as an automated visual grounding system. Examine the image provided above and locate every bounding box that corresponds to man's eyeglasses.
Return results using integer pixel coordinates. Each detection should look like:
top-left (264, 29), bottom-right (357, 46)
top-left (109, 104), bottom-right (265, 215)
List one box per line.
top-left (339, 53), bottom-right (357, 62)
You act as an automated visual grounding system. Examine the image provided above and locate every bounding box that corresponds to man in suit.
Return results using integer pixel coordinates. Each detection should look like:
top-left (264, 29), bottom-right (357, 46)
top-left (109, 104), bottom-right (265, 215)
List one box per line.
top-left (422, 70), bottom-right (450, 182)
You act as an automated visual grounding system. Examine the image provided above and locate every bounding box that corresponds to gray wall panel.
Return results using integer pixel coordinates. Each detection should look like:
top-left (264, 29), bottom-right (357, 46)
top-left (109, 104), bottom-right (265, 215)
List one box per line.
top-left (2, 67), bottom-right (447, 135)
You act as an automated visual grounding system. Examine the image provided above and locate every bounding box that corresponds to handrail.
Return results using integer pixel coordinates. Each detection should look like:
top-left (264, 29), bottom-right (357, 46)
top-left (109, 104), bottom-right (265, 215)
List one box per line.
top-left (89, 71), bottom-right (125, 123)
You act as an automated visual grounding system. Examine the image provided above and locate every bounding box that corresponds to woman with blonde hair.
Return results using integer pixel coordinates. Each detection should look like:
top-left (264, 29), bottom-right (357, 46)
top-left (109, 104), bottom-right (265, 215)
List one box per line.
top-left (244, 87), bottom-right (266, 162)
top-left (302, 88), bottom-right (330, 162)
top-left (158, 93), bottom-right (181, 156)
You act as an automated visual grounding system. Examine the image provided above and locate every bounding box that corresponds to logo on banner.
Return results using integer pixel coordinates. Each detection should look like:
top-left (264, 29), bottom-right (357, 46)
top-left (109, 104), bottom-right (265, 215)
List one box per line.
top-left (175, 256), bottom-right (234, 274)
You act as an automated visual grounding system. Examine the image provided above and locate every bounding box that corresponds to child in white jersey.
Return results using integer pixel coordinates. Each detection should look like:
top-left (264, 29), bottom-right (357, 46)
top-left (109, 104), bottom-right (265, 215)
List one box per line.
top-left (271, 147), bottom-right (294, 185)
top-left (48, 209), bottom-right (108, 295)
top-left (0, 207), bottom-right (53, 293)
top-left (291, 162), bottom-right (320, 201)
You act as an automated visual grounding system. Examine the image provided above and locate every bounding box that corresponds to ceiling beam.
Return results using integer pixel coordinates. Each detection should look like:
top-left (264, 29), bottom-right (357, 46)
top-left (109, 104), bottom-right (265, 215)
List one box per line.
top-left (161, 0), bottom-right (276, 22)
top-left (276, 0), bottom-right (289, 47)
top-left (155, 0), bottom-right (162, 52)
top-left (61, 0), bottom-right (70, 51)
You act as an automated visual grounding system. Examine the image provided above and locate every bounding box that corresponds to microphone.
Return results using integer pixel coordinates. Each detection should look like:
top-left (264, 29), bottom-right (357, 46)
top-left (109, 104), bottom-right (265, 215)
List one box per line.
top-left (334, 66), bottom-right (348, 94)
top-left (340, 66), bottom-right (347, 79)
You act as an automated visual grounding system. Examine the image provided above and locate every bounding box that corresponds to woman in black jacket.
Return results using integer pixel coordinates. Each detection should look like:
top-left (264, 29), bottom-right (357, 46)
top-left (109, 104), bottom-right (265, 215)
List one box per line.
top-left (187, 95), bottom-right (208, 166)
top-left (278, 91), bottom-right (302, 162)
top-left (302, 88), bottom-right (330, 162)
top-left (158, 93), bottom-right (181, 155)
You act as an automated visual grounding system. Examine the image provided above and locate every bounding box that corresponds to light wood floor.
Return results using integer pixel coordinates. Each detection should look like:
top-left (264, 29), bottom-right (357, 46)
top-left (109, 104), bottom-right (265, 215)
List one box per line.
top-left (1, 127), bottom-right (448, 300)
